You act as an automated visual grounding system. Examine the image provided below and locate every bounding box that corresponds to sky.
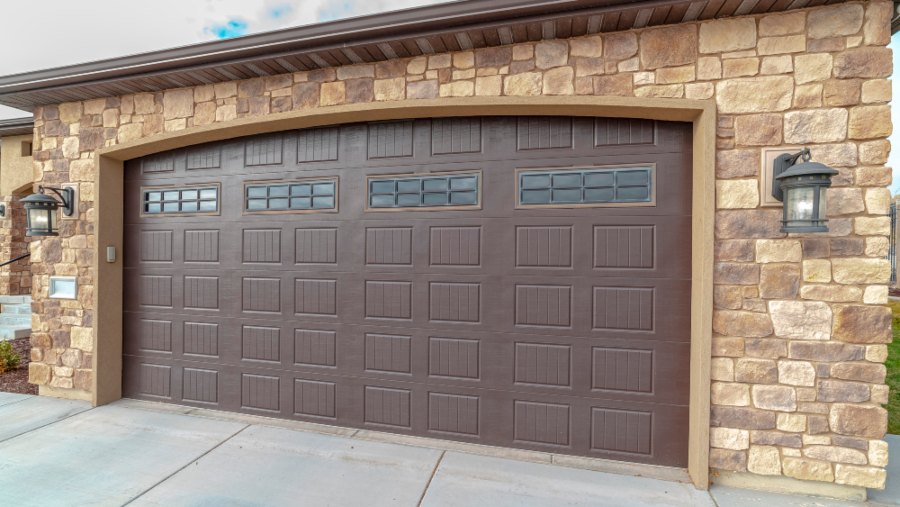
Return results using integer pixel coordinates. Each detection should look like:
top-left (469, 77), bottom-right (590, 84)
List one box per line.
top-left (0, 2), bottom-right (897, 192)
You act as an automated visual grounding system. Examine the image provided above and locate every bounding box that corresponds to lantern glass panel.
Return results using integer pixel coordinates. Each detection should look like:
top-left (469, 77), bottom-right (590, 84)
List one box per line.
top-left (786, 186), bottom-right (816, 222)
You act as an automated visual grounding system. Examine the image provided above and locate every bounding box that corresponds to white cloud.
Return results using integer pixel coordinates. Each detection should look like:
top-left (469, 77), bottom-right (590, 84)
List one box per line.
top-left (0, 0), bottom-right (440, 119)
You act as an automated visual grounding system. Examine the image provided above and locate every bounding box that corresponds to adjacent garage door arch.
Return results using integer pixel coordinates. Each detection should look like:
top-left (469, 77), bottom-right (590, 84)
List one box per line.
top-left (92, 96), bottom-right (715, 486)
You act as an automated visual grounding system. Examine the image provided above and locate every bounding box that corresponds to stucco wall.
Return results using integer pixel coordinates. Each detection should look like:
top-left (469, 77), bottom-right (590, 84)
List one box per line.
top-left (0, 134), bottom-right (34, 295)
top-left (22, 0), bottom-right (893, 490)
top-left (0, 134), bottom-right (34, 196)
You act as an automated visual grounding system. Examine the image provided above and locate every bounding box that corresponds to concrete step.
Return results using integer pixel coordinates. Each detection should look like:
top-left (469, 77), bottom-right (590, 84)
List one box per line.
top-left (0, 315), bottom-right (31, 327)
top-left (1, 304), bottom-right (32, 315)
top-left (0, 325), bottom-right (29, 341)
top-left (0, 296), bottom-right (31, 305)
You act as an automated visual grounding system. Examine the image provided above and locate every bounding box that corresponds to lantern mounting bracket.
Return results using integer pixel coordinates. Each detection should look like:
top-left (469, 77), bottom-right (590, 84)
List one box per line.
top-left (40, 186), bottom-right (75, 217)
top-left (771, 147), bottom-right (810, 203)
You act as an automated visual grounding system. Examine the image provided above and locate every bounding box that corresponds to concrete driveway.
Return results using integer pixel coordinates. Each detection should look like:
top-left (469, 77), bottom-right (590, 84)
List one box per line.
top-left (0, 392), bottom-right (896, 507)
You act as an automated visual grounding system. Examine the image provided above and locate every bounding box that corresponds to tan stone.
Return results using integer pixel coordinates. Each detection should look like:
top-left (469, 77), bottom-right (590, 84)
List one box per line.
top-left (783, 108), bottom-right (848, 144)
top-left (542, 67), bottom-right (574, 95)
top-left (215, 105), bottom-right (237, 122)
top-left (768, 301), bottom-right (832, 341)
top-left (848, 105), bottom-right (891, 139)
top-left (162, 89), bottom-right (193, 120)
top-left (722, 58), bottom-right (760, 78)
top-left (808, 3), bottom-right (864, 39)
top-left (28, 362), bottom-right (51, 385)
top-left (808, 143), bottom-right (858, 167)
top-left (833, 258), bottom-right (891, 285)
top-left (716, 149), bottom-right (759, 179)
top-left (697, 57), bottom-right (722, 80)
top-left (861, 79), bottom-right (891, 103)
top-left (828, 187), bottom-right (866, 216)
top-left (193, 102), bottom-right (216, 126)
top-left (757, 35), bottom-right (806, 55)
top-left (439, 81), bottom-right (474, 98)
top-left (863, 285), bottom-right (889, 305)
top-left (794, 54), bottom-right (833, 84)
top-left (831, 362), bottom-right (886, 384)
top-left (716, 180), bottom-right (758, 209)
top-left (616, 57), bottom-right (638, 72)
top-left (748, 446), bottom-right (782, 475)
top-left (760, 55), bottom-right (792, 75)
top-left (869, 440), bottom-right (889, 468)
top-left (778, 360), bottom-right (816, 387)
top-left (760, 264), bottom-right (801, 299)
top-left (864, 188), bottom-right (891, 215)
top-left (711, 358), bottom-right (735, 381)
top-left (406, 80), bottom-right (438, 99)
top-left (755, 240), bottom-right (801, 263)
top-left (823, 79), bottom-right (861, 107)
top-left (752, 385), bottom-right (797, 411)
top-left (800, 285), bottom-right (862, 303)
top-left (759, 11), bottom-right (806, 37)
top-left (715, 262), bottom-right (759, 285)
top-left (835, 464), bottom-right (887, 489)
top-left (640, 24), bottom-right (697, 70)
top-left (699, 17), bottom-right (757, 54)
top-left (856, 215), bottom-right (892, 236)
top-left (70, 326), bottom-right (93, 352)
top-left (472, 76), bottom-right (501, 97)
top-left (793, 84), bottom-right (823, 108)
top-left (534, 40), bottom-right (568, 69)
top-left (712, 382), bottom-right (750, 406)
top-left (656, 65), bottom-right (695, 84)
top-left (834, 47), bottom-right (893, 79)
top-left (856, 166), bottom-right (891, 186)
top-left (374, 78), bottom-right (406, 101)
top-left (685, 83), bottom-right (714, 100)
top-left (802, 260), bottom-right (831, 283)
top-left (117, 123), bottom-right (143, 144)
top-left (569, 36), bottom-right (602, 58)
top-left (735, 358), bottom-right (778, 384)
top-left (503, 72), bottom-right (542, 96)
top-left (59, 102), bottom-right (83, 124)
top-left (710, 427), bottom-right (750, 450)
top-left (734, 113), bottom-right (782, 146)
top-left (864, 0), bottom-right (892, 46)
top-left (777, 413), bottom-right (807, 433)
top-left (604, 31), bottom-right (638, 60)
top-left (782, 457), bottom-right (834, 482)
top-left (716, 76), bottom-right (794, 114)
top-left (833, 304), bottom-right (892, 344)
top-left (592, 75), bottom-right (632, 96)
top-left (320, 82), bottom-right (345, 106)
top-left (634, 85), bottom-right (683, 98)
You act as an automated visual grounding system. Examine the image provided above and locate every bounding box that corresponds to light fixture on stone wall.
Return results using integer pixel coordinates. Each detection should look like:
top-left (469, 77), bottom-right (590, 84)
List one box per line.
top-left (772, 147), bottom-right (837, 233)
top-left (21, 186), bottom-right (74, 237)
top-left (0, 203), bottom-right (5, 218)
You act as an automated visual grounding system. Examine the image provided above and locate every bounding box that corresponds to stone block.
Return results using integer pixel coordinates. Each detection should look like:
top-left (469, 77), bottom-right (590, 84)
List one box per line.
top-left (748, 446), bottom-right (782, 475)
top-left (757, 35), bottom-right (806, 55)
top-left (542, 67), bottom-right (574, 95)
top-left (863, 285), bottom-right (888, 305)
top-left (752, 385), bottom-right (797, 411)
top-left (712, 382), bottom-right (751, 406)
top-left (777, 413), bottom-right (807, 432)
top-left (823, 79), bottom-right (861, 106)
top-left (569, 36), bottom-right (602, 58)
top-left (802, 260), bottom-right (832, 283)
top-left (320, 82), bottom-right (345, 106)
top-left (783, 108), bottom-right (847, 144)
top-left (604, 31), bottom-right (638, 59)
top-left (832, 304), bottom-right (892, 344)
top-left (375, 78), bottom-right (406, 101)
top-left (712, 358), bottom-right (735, 381)
top-left (782, 457), bottom-right (834, 482)
top-left (760, 264), bottom-right (800, 299)
top-left (778, 360), bottom-right (816, 387)
top-left (735, 358), bottom-right (778, 384)
top-left (848, 105), bottom-right (891, 139)
top-left (830, 404), bottom-right (887, 439)
top-left (716, 179), bottom-right (759, 209)
top-left (794, 53), bottom-right (833, 84)
top-left (592, 74), bottom-right (632, 96)
top-left (712, 406), bottom-right (777, 430)
top-left (759, 11), bottom-right (806, 37)
top-left (768, 300), bottom-right (832, 340)
top-left (755, 240), bottom-right (802, 263)
top-left (832, 258), bottom-right (890, 284)
top-left (807, 4), bottom-right (864, 39)
top-left (835, 464), bottom-right (887, 489)
top-left (716, 76), bottom-right (794, 114)
top-left (711, 427), bottom-right (750, 450)
top-left (535, 40), bottom-right (568, 69)
top-left (700, 18), bottom-right (757, 53)
top-left (503, 72), bottom-right (542, 96)
top-left (864, 1), bottom-right (892, 46)
top-left (640, 24), bottom-right (697, 69)
top-left (833, 47), bottom-right (893, 79)
top-left (734, 113), bottom-right (783, 146)
top-left (817, 379), bottom-right (871, 403)
top-left (861, 79), bottom-right (891, 103)
top-left (710, 448), bottom-right (748, 471)
top-left (28, 362), bottom-right (51, 385)
top-left (868, 440), bottom-right (889, 467)
top-left (831, 362), bottom-right (886, 383)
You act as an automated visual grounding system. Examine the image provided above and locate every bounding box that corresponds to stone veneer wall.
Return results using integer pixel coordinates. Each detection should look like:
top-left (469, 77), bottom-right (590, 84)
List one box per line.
top-left (24, 0), bottom-right (893, 490)
top-left (0, 194), bottom-right (31, 295)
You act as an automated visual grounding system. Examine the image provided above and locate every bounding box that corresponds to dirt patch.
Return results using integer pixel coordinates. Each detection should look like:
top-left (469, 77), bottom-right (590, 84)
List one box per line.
top-left (0, 338), bottom-right (36, 395)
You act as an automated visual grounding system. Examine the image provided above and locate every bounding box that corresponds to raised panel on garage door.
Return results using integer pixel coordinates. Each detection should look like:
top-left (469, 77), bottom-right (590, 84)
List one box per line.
top-left (123, 116), bottom-right (692, 467)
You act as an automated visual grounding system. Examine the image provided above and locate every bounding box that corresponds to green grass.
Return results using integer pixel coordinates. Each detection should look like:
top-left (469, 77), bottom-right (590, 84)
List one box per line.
top-left (886, 300), bottom-right (900, 435)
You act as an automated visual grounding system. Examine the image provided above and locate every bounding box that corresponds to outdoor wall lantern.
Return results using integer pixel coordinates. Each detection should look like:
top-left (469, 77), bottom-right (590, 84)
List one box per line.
top-left (21, 186), bottom-right (74, 237)
top-left (0, 203), bottom-right (5, 218)
top-left (772, 147), bottom-right (838, 233)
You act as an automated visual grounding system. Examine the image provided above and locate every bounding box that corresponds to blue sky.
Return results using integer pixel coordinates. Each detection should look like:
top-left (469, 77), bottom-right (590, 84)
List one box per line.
top-left (0, 2), bottom-right (896, 193)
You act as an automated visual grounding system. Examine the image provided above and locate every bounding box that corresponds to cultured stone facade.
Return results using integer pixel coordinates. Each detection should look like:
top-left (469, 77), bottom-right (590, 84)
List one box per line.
top-left (24, 0), bottom-right (892, 490)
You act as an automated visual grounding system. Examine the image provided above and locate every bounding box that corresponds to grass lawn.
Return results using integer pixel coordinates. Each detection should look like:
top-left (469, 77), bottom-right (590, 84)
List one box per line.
top-left (887, 300), bottom-right (900, 434)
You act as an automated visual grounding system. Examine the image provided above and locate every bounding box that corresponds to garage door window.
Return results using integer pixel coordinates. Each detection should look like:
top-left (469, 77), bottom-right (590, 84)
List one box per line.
top-left (142, 185), bottom-right (219, 215)
top-left (368, 172), bottom-right (480, 209)
top-left (245, 179), bottom-right (337, 212)
top-left (517, 166), bottom-right (654, 207)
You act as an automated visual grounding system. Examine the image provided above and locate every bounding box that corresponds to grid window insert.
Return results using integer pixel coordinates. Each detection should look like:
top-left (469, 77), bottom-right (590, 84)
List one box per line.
top-left (143, 186), bottom-right (219, 214)
top-left (518, 167), bottom-right (653, 206)
top-left (369, 174), bottom-right (479, 208)
top-left (246, 180), bottom-right (336, 211)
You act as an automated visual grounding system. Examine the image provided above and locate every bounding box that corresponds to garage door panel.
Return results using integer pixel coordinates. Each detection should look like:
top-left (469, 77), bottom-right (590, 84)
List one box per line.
top-left (124, 116), bottom-right (691, 467)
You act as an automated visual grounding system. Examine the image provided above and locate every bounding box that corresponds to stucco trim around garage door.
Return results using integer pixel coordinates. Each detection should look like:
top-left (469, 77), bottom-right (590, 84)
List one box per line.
top-left (89, 95), bottom-right (716, 488)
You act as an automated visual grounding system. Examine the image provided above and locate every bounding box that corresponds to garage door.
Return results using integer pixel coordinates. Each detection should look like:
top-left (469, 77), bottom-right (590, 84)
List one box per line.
top-left (123, 116), bottom-right (692, 467)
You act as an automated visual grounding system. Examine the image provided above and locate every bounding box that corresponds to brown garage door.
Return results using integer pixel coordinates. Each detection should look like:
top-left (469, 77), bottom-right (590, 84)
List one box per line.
top-left (123, 116), bottom-right (692, 467)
